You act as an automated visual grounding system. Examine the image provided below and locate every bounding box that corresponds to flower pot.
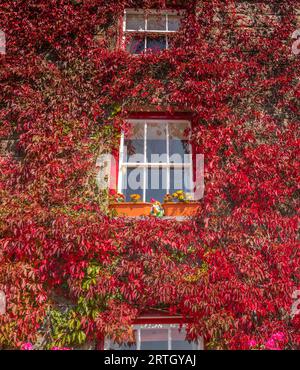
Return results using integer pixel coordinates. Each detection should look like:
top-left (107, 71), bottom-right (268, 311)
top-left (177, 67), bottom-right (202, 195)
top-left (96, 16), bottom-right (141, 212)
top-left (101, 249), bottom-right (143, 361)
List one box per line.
top-left (163, 202), bottom-right (201, 217)
top-left (109, 202), bottom-right (153, 217)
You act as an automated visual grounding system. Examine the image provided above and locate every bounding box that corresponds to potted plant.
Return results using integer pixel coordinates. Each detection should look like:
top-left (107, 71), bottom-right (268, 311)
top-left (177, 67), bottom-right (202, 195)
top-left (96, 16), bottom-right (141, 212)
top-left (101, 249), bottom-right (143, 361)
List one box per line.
top-left (163, 190), bottom-right (201, 217)
top-left (109, 192), bottom-right (153, 217)
top-left (109, 189), bottom-right (125, 203)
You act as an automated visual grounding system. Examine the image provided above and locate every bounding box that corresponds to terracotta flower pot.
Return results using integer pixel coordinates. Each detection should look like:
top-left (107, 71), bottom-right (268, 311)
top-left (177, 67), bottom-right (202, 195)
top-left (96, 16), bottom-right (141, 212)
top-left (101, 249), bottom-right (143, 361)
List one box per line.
top-left (109, 202), bottom-right (153, 217)
top-left (163, 202), bottom-right (201, 217)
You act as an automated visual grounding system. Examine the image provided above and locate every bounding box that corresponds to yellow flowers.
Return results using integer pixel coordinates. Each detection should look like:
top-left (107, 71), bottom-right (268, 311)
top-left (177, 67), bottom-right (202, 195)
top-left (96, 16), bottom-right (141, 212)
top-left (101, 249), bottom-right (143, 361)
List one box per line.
top-left (165, 190), bottom-right (192, 203)
top-left (130, 194), bottom-right (141, 203)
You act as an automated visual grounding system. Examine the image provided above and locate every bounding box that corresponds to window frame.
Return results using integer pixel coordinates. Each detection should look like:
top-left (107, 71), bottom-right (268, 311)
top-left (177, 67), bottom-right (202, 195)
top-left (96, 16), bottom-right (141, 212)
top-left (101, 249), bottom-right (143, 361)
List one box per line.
top-left (118, 118), bottom-right (193, 203)
top-left (122, 8), bottom-right (183, 54)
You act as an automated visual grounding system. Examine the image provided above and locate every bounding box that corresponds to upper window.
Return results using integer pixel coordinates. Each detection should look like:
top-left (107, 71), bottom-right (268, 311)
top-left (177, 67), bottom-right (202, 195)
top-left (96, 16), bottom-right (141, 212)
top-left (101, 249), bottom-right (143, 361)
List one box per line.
top-left (104, 324), bottom-right (202, 350)
top-left (123, 9), bottom-right (183, 54)
top-left (118, 119), bottom-right (193, 203)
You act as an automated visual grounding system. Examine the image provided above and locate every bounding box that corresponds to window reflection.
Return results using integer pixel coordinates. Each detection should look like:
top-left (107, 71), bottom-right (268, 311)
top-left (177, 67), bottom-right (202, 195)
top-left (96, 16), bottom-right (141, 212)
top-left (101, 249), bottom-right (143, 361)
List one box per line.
top-left (140, 329), bottom-right (168, 350)
top-left (146, 168), bottom-right (167, 202)
top-left (126, 36), bottom-right (145, 54)
top-left (122, 167), bottom-right (144, 201)
top-left (124, 121), bottom-right (144, 162)
top-left (147, 36), bottom-right (166, 52)
top-left (171, 328), bottom-right (197, 350)
top-left (168, 15), bottom-right (181, 31)
top-left (170, 167), bottom-right (192, 194)
top-left (126, 14), bottom-right (145, 30)
top-left (147, 14), bottom-right (166, 30)
top-left (169, 121), bottom-right (191, 160)
top-left (146, 121), bottom-right (167, 161)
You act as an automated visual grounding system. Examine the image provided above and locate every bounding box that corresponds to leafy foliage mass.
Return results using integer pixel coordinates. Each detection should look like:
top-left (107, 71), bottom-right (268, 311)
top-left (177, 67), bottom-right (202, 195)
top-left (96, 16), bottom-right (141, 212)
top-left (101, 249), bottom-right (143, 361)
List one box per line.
top-left (0, 0), bottom-right (299, 349)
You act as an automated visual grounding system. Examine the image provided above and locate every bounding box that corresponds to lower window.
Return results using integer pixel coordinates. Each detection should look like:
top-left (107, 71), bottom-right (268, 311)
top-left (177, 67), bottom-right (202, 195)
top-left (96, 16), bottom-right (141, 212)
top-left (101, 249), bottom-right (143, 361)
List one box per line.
top-left (104, 324), bottom-right (203, 350)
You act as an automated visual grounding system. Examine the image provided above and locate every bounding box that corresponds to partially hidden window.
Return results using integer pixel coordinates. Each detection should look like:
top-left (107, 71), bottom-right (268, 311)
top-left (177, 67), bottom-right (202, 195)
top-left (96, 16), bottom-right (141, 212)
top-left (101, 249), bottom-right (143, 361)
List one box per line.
top-left (123, 9), bottom-right (182, 54)
top-left (118, 119), bottom-right (193, 203)
top-left (105, 324), bottom-right (203, 350)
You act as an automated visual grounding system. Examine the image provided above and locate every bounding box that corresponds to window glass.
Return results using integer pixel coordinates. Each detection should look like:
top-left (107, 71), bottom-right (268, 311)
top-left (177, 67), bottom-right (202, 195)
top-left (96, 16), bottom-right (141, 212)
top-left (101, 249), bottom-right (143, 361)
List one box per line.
top-left (140, 329), bottom-right (168, 350)
top-left (172, 340), bottom-right (195, 350)
top-left (146, 121), bottom-right (167, 162)
top-left (169, 167), bottom-right (192, 195)
top-left (146, 167), bottom-right (167, 202)
top-left (170, 328), bottom-right (194, 349)
top-left (169, 121), bottom-right (191, 161)
top-left (147, 36), bottom-right (166, 52)
top-left (168, 15), bottom-right (181, 31)
top-left (147, 14), bottom-right (166, 30)
top-left (126, 36), bottom-right (145, 54)
top-left (121, 167), bottom-right (144, 202)
top-left (126, 14), bottom-right (145, 30)
top-left (123, 121), bottom-right (144, 163)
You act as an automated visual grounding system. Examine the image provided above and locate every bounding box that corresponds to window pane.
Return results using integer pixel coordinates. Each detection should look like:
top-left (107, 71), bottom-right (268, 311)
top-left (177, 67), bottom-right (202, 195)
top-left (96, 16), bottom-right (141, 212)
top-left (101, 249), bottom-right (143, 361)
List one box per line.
top-left (170, 167), bottom-right (192, 195)
top-left (147, 36), bottom-right (166, 52)
top-left (147, 14), bottom-right (166, 30)
top-left (169, 121), bottom-right (190, 140)
top-left (124, 121), bottom-right (144, 163)
top-left (140, 329), bottom-right (168, 350)
top-left (169, 121), bottom-right (191, 162)
top-left (172, 340), bottom-right (197, 349)
top-left (169, 140), bottom-right (190, 162)
top-left (170, 328), bottom-right (196, 350)
top-left (126, 36), bottom-right (145, 54)
top-left (146, 167), bottom-right (167, 202)
top-left (168, 15), bottom-right (181, 31)
top-left (126, 14), bottom-right (145, 30)
top-left (146, 121), bottom-right (167, 162)
top-left (122, 167), bottom-right (144, 202)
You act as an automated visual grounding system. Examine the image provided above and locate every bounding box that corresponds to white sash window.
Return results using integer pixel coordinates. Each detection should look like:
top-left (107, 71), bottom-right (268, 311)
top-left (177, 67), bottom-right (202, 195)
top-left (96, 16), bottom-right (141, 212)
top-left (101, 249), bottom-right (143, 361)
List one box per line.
top-left (118, 119), bottom-right (193, 203)
top-left (123, 9), bottom-right (183, 54)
